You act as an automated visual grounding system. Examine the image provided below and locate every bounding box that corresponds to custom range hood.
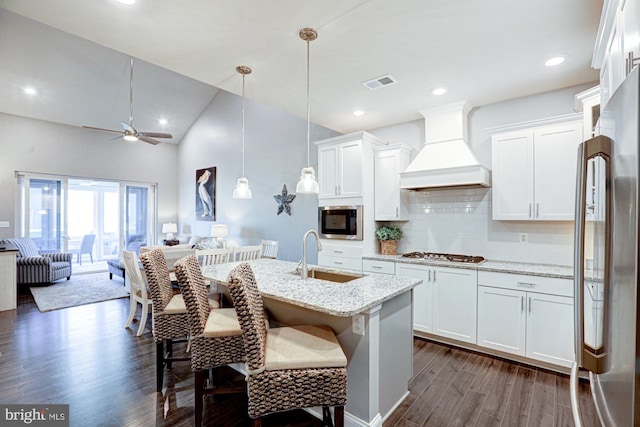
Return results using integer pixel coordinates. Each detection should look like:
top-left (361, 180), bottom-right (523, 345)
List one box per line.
top-left (399, 100), bottom-right (491, 189)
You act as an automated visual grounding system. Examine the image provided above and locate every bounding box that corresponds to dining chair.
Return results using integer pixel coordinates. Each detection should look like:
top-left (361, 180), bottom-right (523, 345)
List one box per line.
top-left (69, 233), bottom-right (96, 265)
top-left (174, 255), bottom-right (246, 427)
top-left (227, 263), bottom-right (347, 427)
top-left (122, 250), bottom-right (152, 336)
top-left (140, 248), bottom-right (191, 392)
top-left (233, 245), bottom-right (262, 262)
top-left (260, 240), bottom-right (279, 259)
top-left (196, 247), bottom-right (232, 308)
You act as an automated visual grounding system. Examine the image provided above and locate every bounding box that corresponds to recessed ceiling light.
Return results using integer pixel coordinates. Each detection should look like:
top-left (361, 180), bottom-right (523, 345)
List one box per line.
top-left (23, 87), bottom-right (38, 96)
top-left (158, 118), bottom-right (168, 125)
top-left (431, 87), bottom-right (447, 96)
top-left (545, 56), bottom-right (566, 67)
top-left (353, 110), bottom-right (364, 117)
top-left (117, 0), bottom-right (136, 5)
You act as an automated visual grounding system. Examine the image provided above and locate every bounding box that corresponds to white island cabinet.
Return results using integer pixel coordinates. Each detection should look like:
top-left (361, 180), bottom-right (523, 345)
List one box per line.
top-left (204, 258), bottom-right (421, 427)
top-left (477, 271), bottom-right (574, 368)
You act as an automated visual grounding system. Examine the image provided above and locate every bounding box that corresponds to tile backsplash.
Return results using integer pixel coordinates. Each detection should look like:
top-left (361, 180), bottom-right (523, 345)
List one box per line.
top-left (396, 187), bottom-right (574, 266)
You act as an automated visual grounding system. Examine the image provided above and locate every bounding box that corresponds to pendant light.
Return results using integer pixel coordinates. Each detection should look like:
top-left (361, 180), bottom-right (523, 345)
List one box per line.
top-left (233, 65), bottom-right (252, 199)
top-left (295, 28), bottom-right (320, 194)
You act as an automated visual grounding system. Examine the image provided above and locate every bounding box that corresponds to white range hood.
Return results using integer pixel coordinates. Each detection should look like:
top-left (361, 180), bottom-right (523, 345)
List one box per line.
top-left (399, 100), bottom-right (491, 189)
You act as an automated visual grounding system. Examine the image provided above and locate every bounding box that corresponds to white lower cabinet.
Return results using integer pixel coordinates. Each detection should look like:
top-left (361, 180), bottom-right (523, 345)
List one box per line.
top-left (396, 264), bottom-right (477, 344)
top-left (432, 267), bottom-right (477, 344)
top-left (477, 271), bottom-right (574, 368)
top-left (317, 241), bottom-right (362, 271)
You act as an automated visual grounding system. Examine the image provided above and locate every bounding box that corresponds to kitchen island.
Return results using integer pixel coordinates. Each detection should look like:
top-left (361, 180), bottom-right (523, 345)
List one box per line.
top-left (203, 258), bottom-right (421, 427)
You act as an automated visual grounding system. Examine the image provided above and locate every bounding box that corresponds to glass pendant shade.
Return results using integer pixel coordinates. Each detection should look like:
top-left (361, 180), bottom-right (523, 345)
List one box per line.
top-left (296, 166), bottom-right (319, 194)
top-left (233, 177), bottom-right (252, 199)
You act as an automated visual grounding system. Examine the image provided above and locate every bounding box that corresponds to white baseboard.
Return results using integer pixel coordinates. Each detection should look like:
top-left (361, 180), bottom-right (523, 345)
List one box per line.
top-left (304, 407), bottom-right (382, 427)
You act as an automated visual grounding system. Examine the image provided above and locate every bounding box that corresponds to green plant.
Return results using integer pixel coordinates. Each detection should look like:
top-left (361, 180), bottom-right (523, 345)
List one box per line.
top-left (375, 225), bottom-right (403, 241)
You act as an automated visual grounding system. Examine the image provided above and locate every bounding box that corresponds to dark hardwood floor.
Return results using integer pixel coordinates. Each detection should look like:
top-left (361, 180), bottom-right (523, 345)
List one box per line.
top-left (0, 287), bottom-right (600, 427)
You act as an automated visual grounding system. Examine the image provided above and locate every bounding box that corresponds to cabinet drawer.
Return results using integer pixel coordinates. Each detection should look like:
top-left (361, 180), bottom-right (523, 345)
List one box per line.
top-left (321, 243), bottom-right (363, 258)
top-left (317, 254), bottom-right (362, 272)
top-left (477, 271), bottom-right (573, 297)
top-left (362, 259), bottom-right (395, 275)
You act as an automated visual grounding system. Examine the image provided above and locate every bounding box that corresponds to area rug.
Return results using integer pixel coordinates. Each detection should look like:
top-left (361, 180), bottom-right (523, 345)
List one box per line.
top-left (30, 272), bottom-right (129, 312)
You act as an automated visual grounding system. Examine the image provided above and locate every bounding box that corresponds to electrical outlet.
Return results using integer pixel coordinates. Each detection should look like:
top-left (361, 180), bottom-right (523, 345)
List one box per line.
top-left (519, 233), bottom-right (529, 243)
top-left (0, 221), bottom-right (9, 228)
top-left (352, 314), bottom-right (365, 336)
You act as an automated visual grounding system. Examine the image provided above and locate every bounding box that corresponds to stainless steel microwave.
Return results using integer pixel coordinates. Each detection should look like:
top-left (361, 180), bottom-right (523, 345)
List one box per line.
top-left (318, 206), bottom-right (363, 240)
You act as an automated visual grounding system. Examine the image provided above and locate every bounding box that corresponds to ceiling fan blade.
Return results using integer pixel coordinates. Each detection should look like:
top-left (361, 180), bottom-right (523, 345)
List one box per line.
top-left (120, 122), bottom-right (135, 133)
top-left (138, 131), bottom-right (173, 139)
top-left (82, 125), bottom-right (123, 134)
top-left (138, 135), bottom-right (162, 145)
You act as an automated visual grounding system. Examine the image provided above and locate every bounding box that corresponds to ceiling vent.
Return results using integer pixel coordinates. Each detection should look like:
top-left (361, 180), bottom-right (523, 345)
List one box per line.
top-left (362, 74), bottom-right (397, 90)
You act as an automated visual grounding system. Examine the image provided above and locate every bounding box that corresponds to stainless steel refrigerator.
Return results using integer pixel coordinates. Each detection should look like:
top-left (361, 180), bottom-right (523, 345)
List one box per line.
top-left (572, 67), bottom-right (640, 426)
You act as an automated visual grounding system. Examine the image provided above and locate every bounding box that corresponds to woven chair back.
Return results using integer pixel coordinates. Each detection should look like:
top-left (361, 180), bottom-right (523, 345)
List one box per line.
top-left (140, 249), bottom-right (174, 311)
top-left (173, 255), bottom-right (211, 335)
top-left (227, 263), bottom-right (267, 372)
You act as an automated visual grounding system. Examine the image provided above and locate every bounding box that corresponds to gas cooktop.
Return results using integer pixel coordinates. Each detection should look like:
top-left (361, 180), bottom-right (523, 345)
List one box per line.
top-left (401, 251), bottom-right (486, 264)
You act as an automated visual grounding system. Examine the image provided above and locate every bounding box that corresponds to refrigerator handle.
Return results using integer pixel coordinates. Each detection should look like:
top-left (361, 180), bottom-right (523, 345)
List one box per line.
top-left (570, 142), bottom-right (588, 427)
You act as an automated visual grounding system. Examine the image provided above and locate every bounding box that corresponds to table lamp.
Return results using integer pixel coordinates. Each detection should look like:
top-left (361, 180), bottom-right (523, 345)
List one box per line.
top-left (210, 224), bottom-right (229, 248)
top-left (162, 222), bottom-right (178, 240)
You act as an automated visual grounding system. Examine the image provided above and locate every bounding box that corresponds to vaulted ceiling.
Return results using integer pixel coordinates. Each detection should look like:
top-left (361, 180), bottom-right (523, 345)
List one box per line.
top-left (0, 0), bottom-right (603, 142)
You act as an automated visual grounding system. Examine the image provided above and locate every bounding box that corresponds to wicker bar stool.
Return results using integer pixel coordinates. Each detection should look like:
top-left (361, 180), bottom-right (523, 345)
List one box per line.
top-left (227, 263), bottom-right (348, 427)
top-left (140, 248), bottom-right (191, 392)
top-left (174, 255), bottom-right (247, 427)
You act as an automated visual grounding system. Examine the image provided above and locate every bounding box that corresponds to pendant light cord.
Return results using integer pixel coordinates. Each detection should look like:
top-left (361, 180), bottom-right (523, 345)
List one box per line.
top-left (129, 56), bottom-right (134, 127)
top-left (306, 38), bottom-right (311, 168)
top-left (241, 72), bottom-right (246, 177)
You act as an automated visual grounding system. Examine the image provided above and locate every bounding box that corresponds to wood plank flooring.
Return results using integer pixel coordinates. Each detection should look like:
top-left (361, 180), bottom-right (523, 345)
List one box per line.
top-left (0, 287), bottom-right (600, 426)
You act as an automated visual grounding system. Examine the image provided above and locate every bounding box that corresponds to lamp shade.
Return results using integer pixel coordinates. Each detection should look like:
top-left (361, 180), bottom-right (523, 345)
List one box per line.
top-left (296, 166), bottom-right (320, 194)
top-left (162, 223), bottom-right (177, 234)
top-left (210, 224), bottom-right (229, 238)
top-left (232, 177), bottom-right (252, 199)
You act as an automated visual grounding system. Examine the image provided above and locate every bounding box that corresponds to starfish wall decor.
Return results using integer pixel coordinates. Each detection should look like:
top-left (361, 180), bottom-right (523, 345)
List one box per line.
top-left (274, 184), bottom-right (296, 215)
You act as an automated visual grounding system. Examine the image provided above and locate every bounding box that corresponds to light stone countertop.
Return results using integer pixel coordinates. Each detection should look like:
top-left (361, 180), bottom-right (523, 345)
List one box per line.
top-left (202, 258), bottom-right (422, 317)
top-left (363, 254), bottom-right (574, 280)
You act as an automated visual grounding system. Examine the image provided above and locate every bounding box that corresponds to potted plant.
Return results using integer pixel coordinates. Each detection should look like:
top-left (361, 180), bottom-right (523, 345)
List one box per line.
top-left (375, 225), bottom-right (403, 255)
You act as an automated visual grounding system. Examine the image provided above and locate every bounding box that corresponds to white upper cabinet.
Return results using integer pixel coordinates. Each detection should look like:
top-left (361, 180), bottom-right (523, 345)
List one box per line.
top-left (316, 132), bottom-right (386, 201)
top-left (593, 0), bottom-right (640, 107)
top-left (491, 118), bottom-right (583, 221)
top-left (374, 144), bottom-right (412, 221)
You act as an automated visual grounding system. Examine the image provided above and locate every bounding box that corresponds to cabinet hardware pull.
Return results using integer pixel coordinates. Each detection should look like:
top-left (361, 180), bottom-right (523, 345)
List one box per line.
top-left (428, 270), bottom-right (431, 282)
top-left (529, 203), bottom-right (532, 218)
top-left (521, 296), bottom-right (524, 313)
top-left (536, 203), bottom-right (540, 218)
top-left (333, 250), bottom-right (343, 254)
top-left (627, 51), bottom-right (640, 75)
top-left (433, 270), bottom-right (436, 282)
top-left (335, 185), bottom-right (338, 195)
top-left (372, 265), bottom-right (382, 269)
top-left (517, 282), bottom-right (536, 288)
top-left (528, 297), bottom-right (532, 314)
top-left (396, 207), bottom-right (399, 217)
top-left (334, 261), bottom-right (343, 265)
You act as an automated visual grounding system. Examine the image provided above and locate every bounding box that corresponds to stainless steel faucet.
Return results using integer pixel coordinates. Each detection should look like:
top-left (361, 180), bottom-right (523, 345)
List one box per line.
top-left (301, 229), bottom-right (322, 280)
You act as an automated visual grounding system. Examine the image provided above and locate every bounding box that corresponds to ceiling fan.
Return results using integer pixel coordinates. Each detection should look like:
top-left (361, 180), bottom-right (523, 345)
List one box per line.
top-left (82, 57), bottom-right (172, 145)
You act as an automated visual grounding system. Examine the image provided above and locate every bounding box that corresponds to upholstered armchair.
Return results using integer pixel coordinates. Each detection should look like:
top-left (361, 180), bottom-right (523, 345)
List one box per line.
top-left (3, 238), bottom-right (72, 284)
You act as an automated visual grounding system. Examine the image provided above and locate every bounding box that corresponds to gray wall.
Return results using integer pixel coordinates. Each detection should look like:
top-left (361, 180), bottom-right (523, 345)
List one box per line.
top-left (177, 89), bottom-right (340, 262)
top-left (0, 112), bottom-right (180, 240)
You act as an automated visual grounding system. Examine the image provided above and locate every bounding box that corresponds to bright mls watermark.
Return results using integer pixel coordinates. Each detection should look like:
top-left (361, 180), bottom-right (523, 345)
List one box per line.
top-left (1, 405), bottom-right (69, 426)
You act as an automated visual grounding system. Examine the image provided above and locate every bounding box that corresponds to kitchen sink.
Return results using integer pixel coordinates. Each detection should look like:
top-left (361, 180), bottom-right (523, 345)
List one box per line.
top-left (290, 268), bottom-right (364, 283)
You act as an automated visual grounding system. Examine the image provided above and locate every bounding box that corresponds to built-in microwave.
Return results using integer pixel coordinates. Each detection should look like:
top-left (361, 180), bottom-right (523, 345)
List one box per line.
top-left (318, 206), bottom-right (363, 240)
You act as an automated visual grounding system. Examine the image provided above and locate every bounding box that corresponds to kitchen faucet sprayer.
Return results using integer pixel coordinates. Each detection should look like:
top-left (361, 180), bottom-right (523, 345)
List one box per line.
top-left (301, 229), bottom-right (322, 280)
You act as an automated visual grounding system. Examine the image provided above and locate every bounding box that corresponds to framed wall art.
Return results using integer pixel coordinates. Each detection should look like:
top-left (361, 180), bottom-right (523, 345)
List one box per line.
top-left (195, 167), bottom-right (216, 221)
